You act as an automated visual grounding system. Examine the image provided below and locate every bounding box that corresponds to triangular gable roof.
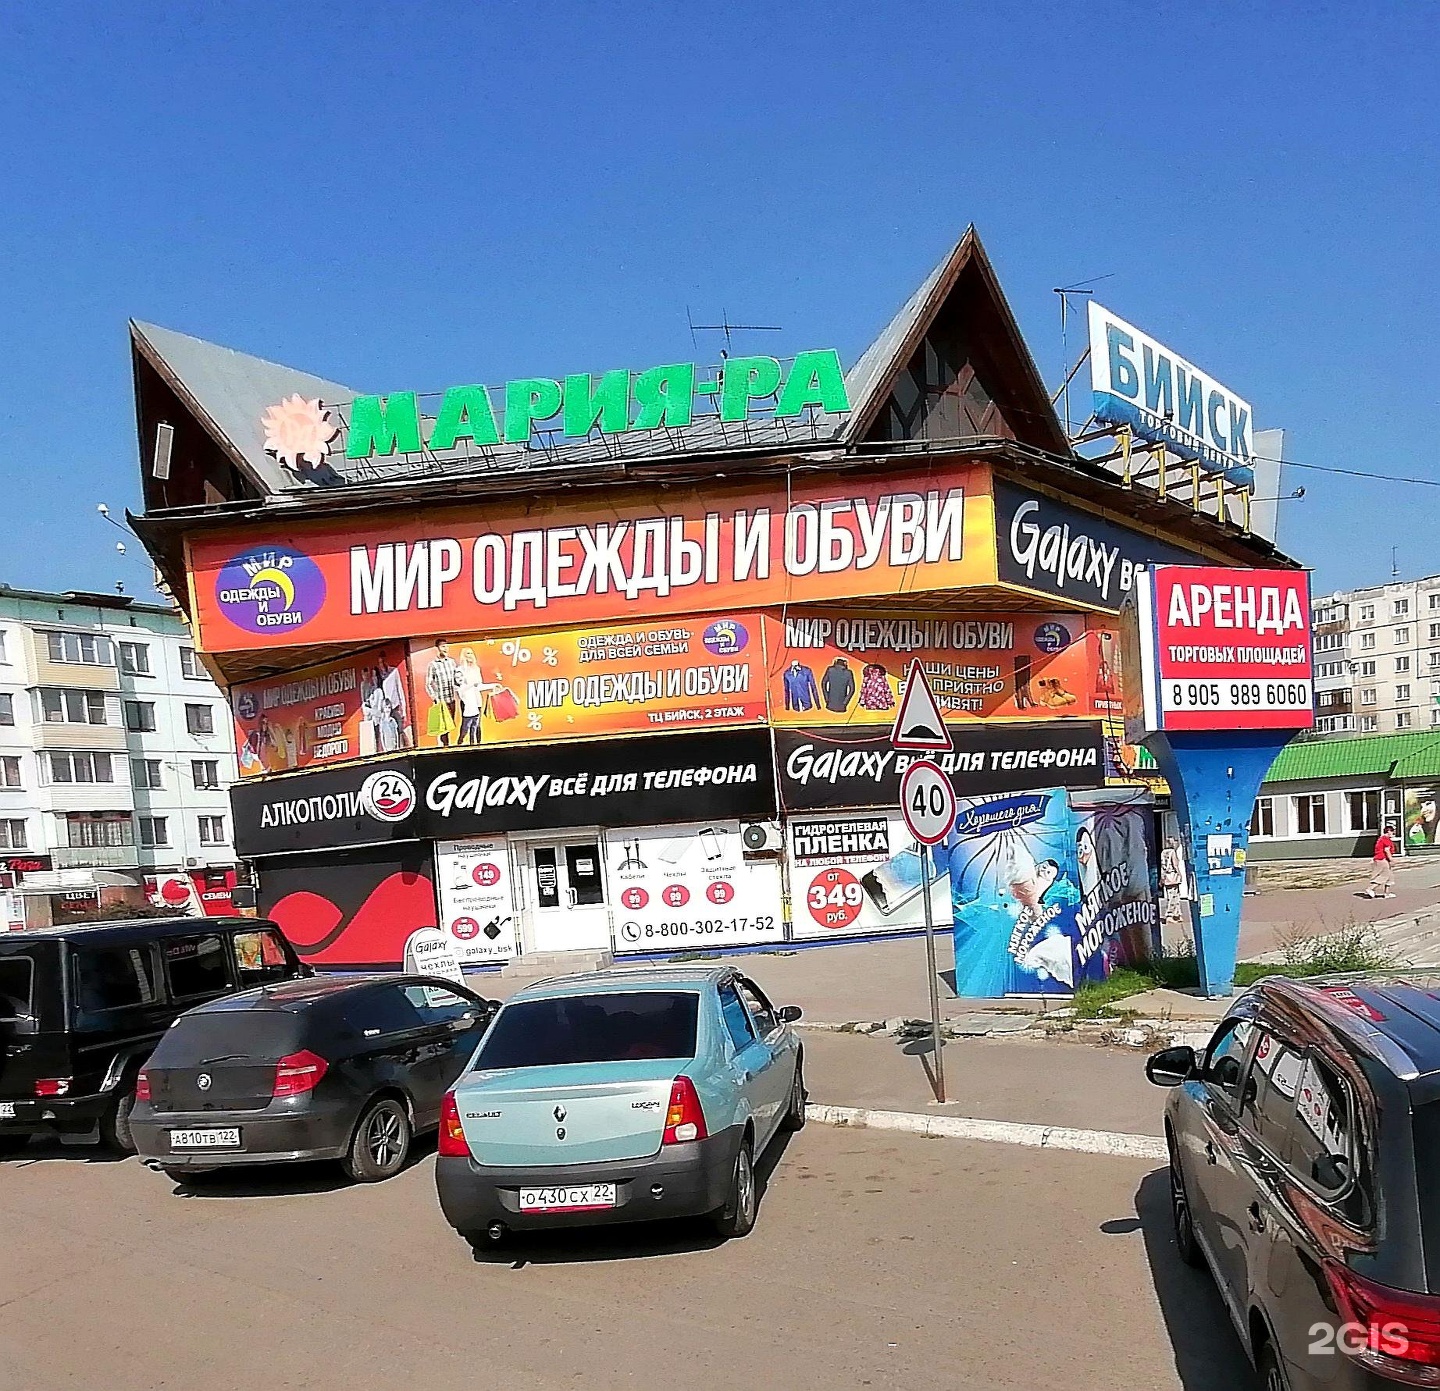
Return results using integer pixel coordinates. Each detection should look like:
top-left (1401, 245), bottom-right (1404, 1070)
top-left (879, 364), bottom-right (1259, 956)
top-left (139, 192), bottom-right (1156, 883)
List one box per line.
top-left (132, 227), bottom-right (1070, 501)
top-left (131, 320), bottom-right (360, 493)
top-left (840, 226), bottom-right (1071, 456)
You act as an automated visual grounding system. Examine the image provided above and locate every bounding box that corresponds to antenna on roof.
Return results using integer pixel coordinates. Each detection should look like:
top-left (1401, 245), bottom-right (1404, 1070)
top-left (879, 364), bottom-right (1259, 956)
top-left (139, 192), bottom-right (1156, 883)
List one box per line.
top-left (1393, 546), bottom-right (1401, 579)
top-left (686, 307), bottom-right (783, 359)
top-left (1052, 274), bottom-right (1115, 437)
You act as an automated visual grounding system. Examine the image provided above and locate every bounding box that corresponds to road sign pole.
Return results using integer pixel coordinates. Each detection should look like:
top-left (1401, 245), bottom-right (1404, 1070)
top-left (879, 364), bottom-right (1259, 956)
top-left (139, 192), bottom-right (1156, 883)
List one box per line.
top-left (918, 840), bottom-right (946, 1104)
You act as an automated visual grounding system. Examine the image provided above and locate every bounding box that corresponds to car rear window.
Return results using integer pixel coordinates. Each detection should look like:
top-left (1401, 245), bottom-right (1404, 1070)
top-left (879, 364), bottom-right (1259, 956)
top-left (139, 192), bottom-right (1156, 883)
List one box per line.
top-left (149, 1009), bottom-right (306, 1066)
top-left (0, 955), bottom-right (34, 1018)
top-left (475, 991), bottom-right (699, 1070)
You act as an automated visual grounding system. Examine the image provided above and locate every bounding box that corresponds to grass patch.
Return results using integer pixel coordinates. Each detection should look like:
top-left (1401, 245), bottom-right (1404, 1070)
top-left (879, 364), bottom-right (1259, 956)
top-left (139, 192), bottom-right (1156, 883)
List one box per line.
top-left (1070, 923), bottom-right (1397, 1017)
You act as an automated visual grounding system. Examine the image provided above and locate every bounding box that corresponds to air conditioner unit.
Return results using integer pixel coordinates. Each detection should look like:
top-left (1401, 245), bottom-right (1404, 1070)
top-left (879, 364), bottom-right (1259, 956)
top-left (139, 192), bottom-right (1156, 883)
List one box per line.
top-left (741, 822), bottom-right (784, 856)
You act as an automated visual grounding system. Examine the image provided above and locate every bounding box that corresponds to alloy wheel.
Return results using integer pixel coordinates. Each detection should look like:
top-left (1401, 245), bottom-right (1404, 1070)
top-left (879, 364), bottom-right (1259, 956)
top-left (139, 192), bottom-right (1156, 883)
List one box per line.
top-left (737, 1146), bottom-right (756, 1225)
top-left (367, 1107), bottom-right (405, 1169)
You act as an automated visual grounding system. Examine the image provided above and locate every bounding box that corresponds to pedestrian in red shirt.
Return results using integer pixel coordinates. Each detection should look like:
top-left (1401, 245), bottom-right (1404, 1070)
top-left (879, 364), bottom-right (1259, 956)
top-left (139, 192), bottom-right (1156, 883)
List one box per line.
top-left (1366, 826), bottom-right (1399, 899)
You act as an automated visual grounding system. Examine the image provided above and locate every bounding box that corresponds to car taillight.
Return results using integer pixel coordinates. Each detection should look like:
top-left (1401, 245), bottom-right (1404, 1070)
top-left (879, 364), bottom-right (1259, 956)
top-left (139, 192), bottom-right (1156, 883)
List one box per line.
top-left (135, 1071), bottom-right (151, 1103)
top-left (662, 1076), bottom-right (707, 1145)
top-left (34, 1078), bottom-right (70, 1097)
top-left (1324, 1259), bottom-right (1440, 1383)
top-left (272, 1050), bottom-right (328, 1098)
top-left (438, 1091), bottom-right (469, 1157)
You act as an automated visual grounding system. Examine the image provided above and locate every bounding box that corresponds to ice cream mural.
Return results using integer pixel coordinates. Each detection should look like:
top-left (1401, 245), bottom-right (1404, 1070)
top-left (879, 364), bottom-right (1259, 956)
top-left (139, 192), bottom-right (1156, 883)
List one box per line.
top-left (942, 791), bottom-right (1157, 997)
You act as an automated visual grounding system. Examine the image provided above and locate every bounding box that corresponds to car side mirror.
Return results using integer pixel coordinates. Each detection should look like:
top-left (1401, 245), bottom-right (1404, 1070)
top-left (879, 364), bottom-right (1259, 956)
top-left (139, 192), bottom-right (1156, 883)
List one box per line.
top-left (779, 1005), bottom-right (803, 1024)
top-left (1146, 1045), bottom-right (1198, 1088)
top-left (1312, 1152), bottom-right (1350, 1191)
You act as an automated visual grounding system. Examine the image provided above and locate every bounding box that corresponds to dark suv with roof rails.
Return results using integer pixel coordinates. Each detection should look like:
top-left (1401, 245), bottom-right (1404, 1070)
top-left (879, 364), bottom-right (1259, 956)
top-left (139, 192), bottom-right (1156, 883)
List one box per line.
top-left (0, 917), bottom-right (308, 1154)
top-left (1148, 973), bottom-right (1440, 1389)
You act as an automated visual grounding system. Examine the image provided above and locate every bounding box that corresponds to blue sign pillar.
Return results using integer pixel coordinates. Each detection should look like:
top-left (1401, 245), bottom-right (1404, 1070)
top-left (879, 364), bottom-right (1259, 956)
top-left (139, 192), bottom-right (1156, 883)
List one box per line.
top-left (1143, 729), bottom-right (1297, 997)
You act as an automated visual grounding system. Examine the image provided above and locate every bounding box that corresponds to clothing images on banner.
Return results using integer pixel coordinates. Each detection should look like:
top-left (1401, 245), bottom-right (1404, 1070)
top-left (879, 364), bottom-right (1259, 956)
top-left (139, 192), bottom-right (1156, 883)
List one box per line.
top-left (411, 615), bottom-right (766, 747)
top-left (765, 611), bottom-right (1100, 728)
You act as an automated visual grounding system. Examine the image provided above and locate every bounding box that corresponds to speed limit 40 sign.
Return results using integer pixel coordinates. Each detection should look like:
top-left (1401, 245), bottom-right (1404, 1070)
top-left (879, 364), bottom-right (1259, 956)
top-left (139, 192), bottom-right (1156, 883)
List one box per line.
top-left (900, 760), bottom-right (956, 845)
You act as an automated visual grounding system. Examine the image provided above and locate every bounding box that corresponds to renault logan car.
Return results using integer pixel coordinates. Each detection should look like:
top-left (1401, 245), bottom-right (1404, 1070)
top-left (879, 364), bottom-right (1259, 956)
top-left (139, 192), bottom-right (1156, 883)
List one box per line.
top-left (1148, 973), bottom-right (1440, 1389)
top-left (434, 966), bottom-right (805, 1246)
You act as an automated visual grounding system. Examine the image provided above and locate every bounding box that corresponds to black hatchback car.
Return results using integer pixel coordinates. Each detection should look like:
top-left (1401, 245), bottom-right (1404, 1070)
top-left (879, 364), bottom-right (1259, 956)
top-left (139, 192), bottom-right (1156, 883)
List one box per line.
top-left (131, 974), bottom-right (498, 1182)
top-left (1148, 974), bottom-right (1440, 1389)
top-left (0, 916), bottom-right (307, 1155)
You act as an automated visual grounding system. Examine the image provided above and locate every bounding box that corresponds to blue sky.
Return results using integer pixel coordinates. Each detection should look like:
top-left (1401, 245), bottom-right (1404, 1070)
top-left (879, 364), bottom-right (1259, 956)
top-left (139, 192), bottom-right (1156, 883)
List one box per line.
top-left (2, 2), bottom-right (1436, 599)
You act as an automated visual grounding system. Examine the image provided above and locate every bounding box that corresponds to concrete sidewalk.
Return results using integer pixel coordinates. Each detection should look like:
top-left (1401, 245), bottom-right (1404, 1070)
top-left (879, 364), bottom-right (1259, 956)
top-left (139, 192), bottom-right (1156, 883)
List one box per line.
top-left (1238, 856), bottom-right (1440, 958)
top-left (802, 1029), bottom-right (1168, 1137)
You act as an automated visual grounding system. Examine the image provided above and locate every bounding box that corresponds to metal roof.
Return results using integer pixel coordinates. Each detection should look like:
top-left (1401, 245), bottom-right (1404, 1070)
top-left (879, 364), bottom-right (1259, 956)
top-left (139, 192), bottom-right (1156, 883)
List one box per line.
top-left (1263, 731), bottom-right (1440, 785)
top-left (511, 964), bottom-right (735, 999)
top-left (131, 320), bottom-right (360, 493)
top-left (126, 226), bottom-right (1067, 496)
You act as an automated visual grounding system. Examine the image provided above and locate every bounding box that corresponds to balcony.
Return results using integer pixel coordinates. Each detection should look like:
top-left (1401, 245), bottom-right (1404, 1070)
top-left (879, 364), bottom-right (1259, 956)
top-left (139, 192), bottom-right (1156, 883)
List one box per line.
top-left (1314, 620), bottom-right (1350, 637)
top-left (50, 845), bottom-right (141, 870)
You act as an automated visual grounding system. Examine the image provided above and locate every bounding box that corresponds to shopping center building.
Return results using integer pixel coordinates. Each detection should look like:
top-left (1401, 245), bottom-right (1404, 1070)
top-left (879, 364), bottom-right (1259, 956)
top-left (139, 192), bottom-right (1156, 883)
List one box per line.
top-left (128, 228), bottom-right (1295, 991)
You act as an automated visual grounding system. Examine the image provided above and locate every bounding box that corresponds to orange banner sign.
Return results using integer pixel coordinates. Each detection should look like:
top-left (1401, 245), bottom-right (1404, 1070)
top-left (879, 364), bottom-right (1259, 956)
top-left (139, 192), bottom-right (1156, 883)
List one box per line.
top-left (765, 611), bottom-right (1101, 726)
top-left (232, 644), bottom-right (414, 777)
top-left (187, 463), bottom-right (995, 653)
top-left (409, 613), bottom-right (766, 747)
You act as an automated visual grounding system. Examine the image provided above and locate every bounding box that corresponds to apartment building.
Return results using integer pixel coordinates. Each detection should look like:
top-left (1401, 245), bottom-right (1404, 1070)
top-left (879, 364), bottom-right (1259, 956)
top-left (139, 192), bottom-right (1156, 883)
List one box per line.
top-left (0, 586), bottom-right (239, 925)
top-left (1311, 572), bottom-right (1440, 736)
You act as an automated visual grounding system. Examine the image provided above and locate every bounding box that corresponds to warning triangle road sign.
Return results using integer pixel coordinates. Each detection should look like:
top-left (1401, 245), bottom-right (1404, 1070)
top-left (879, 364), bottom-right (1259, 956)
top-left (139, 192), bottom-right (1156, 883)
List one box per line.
top-left (890, 659), bottom-right (953, 752)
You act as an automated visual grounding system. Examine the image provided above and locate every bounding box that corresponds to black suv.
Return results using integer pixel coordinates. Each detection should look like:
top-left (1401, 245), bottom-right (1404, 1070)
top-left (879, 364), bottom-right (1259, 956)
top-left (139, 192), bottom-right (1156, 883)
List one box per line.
top-left (132, 974), bottom-right (497, 1182)
top-left (0, 917), bottom-right (307, 1155)
top-left (1148, 974), bottom-right (1440, 1389)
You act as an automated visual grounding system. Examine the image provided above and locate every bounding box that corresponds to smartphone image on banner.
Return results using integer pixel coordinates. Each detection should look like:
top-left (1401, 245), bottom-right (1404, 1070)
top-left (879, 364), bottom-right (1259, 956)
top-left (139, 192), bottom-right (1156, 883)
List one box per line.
top-left (861, 848), bottom-right (928, 916)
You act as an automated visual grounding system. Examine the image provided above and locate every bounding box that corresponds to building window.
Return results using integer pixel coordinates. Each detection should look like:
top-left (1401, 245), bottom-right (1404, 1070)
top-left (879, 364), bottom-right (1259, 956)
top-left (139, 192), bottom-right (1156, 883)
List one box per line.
top-left (0, 819), bottom-right (25, 849)
top-left (1361, 715), bottom-right (1378, 731)
top-left (117, 641), bottom-right (151, 676)
top-left (1430, 623), bottom-right (1440, 642)
top-left (1314, 632), bottom-right (1346, 654)
top-left (1431, 594), bottom-right (1440, 611)
top-left (1397, 656), bottom-right (1411, 674)
top-left (1293, 794), bottom-right (1327, 836)
top-left (1361, 689), bottom-right (1377, 706)
top-left (0, 631), bottom-right (7, 663)
top-left (40, 689), bottom-right (107, 725)
top-left (1250, 798), bottom-right (1275, 838)
top-left (43, 631), bottom-right (113, 666)
top-left (192, 759), bottom-right (220, 790)
top-left (1360, 604), bottom-right (1375, 622)
top-left (68, 814), bottom-right (133, 849)
top-left (1314, 607), bottom-right (1340, 625)
top-left (179, 647), bottom-right (204, 680)
top-left (1347, 791), bottom-right (1381, 833)
top-left (1395, 599), bottom-right (1411, 617)
top-left (1431, 653), bottom-right (1440, 671)
top-left (124, 700), bottom-right (156, 732)
top-left (185, 704), bottom-right (214, 736)
top-left (198, 815), bottom-right (225, 846)
top-left (1397, 711), bottom-right (1413, 729)
top-left (1433, 708), bottom-right (1440, 726)
top-left (1315, 661), bottom-right (1346, 679)
top-left (45, 751), bottom-right (114, 785)
top-left (0, 692), bottom-right (11, 726)
top-left (1396, 627), bottom-right (1412, 645)
top-left (131, 758), bottom-right (163, 790)
top-left (1359, 660), bottom-right (1377, 678)
top-left (1360, 633), bottom-right (1376, 651)
top-left (0, 756), bottom-right (19, 789)
top-left (1397, 684), bottom-right (1412, 703)
top-left (137, 816), bottom-right (169, 849)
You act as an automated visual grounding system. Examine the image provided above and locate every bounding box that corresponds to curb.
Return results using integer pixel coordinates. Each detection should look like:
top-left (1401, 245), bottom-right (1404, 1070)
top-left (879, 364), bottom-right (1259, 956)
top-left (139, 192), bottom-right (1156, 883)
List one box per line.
top-left (806, 1103), bottom-right (1168, 1161)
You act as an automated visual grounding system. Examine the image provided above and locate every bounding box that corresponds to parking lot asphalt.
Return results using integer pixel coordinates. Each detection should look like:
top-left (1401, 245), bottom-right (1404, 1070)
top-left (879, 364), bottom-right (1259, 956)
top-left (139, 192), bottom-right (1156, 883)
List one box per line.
top-left (0, 1127), bottom-right (1252, 1391)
